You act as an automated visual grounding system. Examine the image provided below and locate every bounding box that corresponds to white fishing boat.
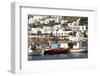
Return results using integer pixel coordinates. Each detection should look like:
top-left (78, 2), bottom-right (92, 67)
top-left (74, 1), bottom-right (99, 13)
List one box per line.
top-left (70, 48), bottom-right (86, 53)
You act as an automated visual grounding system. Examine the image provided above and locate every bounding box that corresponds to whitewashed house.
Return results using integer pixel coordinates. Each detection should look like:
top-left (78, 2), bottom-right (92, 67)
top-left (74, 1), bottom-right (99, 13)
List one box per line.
top-left (57, 28), bottom-right (65, 36)
top-left (53, 25), bottom-right (61, 29)
top-left (43, 26), bottom-right (52, 34)
top-left (64, 31), bottom-right (73, 36)
top-left (53, 30), bottom-right (57, 36)
top-left (28, 17), bottom-right (35, 24)
top-left (31, 28), bottom-right (38, 33)
top-left (79, 25), bottom-right (87, 33)
top-left (76, 31), bottom-right (84, 41)
top-left (55, 18), bottom-right (60, 23)
top-left (52, 25), bottom-right (61, 36)
top-left (69, 35), bottom-right (77, 41)
top-left (68, 23), bottom-right (71, 27)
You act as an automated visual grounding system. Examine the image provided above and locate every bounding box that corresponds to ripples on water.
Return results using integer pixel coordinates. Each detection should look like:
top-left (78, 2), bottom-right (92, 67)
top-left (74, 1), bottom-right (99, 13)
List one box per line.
top-left (28, 52), bottom-right (88, 61)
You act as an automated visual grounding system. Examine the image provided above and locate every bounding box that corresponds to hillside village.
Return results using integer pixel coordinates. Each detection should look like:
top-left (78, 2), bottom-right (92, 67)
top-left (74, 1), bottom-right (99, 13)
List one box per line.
top-left (28, 15), bottom-right (88, 56)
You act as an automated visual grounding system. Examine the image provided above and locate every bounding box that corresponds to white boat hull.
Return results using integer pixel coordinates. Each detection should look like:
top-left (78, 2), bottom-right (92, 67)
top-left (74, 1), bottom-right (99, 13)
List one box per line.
top-left (70, 48), bottom-right (86, 53)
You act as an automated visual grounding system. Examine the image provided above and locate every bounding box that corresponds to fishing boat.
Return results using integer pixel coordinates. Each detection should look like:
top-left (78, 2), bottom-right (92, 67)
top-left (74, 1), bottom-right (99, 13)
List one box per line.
top-left (70, 48), bottom-right (86, 53)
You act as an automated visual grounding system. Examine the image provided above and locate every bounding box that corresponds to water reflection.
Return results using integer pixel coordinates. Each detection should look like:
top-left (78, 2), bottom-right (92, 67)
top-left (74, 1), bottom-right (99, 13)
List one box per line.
top-left (28, 52), bottom-right (88, 60)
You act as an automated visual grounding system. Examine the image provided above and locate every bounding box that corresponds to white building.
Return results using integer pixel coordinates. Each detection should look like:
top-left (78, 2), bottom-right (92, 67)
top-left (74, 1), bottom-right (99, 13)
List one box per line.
top-left (52, 25), bottom-right (62, 36)
top-left (28, 17), bottom-right (35, 24)
top-left (69, 35), bottom-right (77, 41)
top-left (52, 30), bottom-right (57, 36)
top-left (43, 26), bottom-right (52, 34)
top-left (64, 31), bottom-right (73, 36)
top-left (79, 25), bottom-right (87, 33)
top-left (53, 25), bottom-right (61, 30)
top-left (57, 28), bottom-right (64, 36)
